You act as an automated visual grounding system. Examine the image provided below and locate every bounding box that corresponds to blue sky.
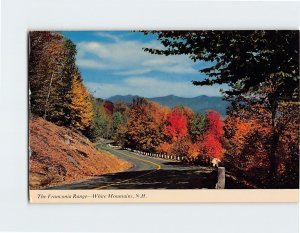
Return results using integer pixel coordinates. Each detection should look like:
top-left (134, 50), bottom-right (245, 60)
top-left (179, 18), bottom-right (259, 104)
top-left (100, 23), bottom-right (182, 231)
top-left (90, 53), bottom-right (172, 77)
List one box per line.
top-left (62, 31), bottom-right (226, 99)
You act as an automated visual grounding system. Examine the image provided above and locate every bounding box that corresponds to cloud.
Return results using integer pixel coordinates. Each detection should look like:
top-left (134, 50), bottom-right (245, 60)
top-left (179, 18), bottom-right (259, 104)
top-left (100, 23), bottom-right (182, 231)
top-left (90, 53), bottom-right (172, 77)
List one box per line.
top-left (76, 58), bottom-right (107, 69)
top-left (86, 76), bottom-right (227, 99)
top-left (113, 69), bottom-right (152, 76)
top-left (95, 32), bottom-right (120, 42)
top-left (76, 34), bottom-right (198, 75)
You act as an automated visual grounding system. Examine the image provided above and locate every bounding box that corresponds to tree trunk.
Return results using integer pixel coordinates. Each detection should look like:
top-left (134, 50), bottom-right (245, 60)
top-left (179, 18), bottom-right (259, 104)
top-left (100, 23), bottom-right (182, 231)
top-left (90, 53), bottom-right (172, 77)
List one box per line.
top-left (269, 103), bottom-right (279, 185)
top-left (43, 72), bottom-right (54, 120)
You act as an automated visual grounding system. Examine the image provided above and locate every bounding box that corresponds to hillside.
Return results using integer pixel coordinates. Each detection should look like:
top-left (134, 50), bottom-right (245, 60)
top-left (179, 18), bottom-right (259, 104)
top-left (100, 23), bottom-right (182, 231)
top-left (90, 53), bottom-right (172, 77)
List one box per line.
top-left (29, 117), bottom-right (132, 189)
top-left (107, 94), bottom-right (229, 116)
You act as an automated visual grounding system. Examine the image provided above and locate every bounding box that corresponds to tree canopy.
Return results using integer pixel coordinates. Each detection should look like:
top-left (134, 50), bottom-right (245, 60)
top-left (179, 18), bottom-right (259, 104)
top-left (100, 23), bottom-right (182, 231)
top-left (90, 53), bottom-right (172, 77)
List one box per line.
top-left (143, 30), bottom-right (299, 102)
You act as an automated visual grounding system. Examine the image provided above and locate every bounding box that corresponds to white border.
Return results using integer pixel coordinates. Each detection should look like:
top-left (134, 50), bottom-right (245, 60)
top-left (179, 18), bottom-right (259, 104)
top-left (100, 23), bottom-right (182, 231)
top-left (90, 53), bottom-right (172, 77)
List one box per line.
top-left (1, 0), bottom-right (300, 232)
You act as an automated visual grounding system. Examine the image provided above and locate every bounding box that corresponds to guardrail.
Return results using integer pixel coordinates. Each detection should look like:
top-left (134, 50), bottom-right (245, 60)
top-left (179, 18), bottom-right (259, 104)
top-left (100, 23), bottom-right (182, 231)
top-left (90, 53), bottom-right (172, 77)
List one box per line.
top-left (108, 144), bottom-right (185, 161)
top-left (125, 147), bottom-right (184, 161)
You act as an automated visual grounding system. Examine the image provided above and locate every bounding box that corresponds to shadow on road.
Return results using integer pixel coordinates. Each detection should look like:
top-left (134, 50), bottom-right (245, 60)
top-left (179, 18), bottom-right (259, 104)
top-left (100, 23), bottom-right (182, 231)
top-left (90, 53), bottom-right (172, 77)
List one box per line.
top-left (47, 167), bottom-right (251, 190)
top-left (161, 161), bottom-right (190, 167)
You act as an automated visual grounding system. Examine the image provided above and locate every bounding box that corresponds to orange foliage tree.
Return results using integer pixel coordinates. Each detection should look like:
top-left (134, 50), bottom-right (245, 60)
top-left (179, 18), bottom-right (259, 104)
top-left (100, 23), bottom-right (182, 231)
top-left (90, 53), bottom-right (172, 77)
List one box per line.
top-left (69, 69), bottom-right (93, 132)
top-left (223, 100), bottom-right (299, 188)
top-left (125, 98), bottom-right (169, 152)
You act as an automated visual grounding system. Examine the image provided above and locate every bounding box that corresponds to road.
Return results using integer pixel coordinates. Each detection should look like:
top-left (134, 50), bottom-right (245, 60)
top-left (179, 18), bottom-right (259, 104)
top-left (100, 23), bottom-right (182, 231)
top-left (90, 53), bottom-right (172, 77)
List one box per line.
top-left (47, 145), bottom-right (247, 189)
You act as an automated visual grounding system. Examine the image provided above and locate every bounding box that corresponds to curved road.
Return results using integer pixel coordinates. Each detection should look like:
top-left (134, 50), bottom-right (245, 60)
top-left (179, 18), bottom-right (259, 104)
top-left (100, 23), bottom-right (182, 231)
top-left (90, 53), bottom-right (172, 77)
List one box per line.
top-left (47, 145), bottom-right (248, 189)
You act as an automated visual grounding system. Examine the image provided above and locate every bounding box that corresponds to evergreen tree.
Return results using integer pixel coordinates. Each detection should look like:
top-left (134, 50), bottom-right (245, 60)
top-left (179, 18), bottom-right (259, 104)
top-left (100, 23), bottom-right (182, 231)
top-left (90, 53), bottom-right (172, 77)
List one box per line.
top-left (189, 113), bottom-right (207, 143)
top-left (112, 112), bottom-right (123, 136)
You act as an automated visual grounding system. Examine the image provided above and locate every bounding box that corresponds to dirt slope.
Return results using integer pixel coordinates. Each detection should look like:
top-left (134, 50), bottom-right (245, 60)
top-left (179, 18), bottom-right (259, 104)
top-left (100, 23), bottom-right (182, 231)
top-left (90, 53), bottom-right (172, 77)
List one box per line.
top-left (29, 117), bottom-right (131, 189)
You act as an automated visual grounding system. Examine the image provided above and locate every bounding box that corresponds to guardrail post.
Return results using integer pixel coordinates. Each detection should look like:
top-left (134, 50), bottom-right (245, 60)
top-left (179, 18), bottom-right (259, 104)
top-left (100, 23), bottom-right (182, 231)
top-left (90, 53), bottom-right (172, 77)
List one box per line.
top-left (216, 167), bottom-right (225, 189)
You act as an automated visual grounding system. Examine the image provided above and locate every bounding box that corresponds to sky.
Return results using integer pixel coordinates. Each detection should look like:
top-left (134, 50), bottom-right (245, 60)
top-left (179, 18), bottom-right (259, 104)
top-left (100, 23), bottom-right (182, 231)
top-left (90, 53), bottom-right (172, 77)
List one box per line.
top-left (62, 31), bottom-right (227, 99)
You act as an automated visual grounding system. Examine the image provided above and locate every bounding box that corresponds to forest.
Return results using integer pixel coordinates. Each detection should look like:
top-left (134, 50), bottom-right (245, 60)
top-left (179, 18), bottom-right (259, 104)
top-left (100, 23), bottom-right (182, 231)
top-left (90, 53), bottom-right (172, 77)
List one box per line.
top-left (29, 31), bottom-right (299, 188)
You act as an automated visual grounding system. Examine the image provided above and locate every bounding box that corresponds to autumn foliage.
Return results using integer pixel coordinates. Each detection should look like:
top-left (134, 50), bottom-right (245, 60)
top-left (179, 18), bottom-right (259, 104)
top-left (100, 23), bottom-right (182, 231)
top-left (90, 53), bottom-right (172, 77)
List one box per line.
top-left (28, 31), bottom-right (226, 164)
top-left (165, 108), bottom-right (189, 141)
top-left (111, 98), bottom-right (225, 161)
top-left (29, 30), bottom-right (299, 189)
top-left (124, 98), bottom-right (169, 152)
top-left (29, 32), bottom-right (94, 135)
top-left (198, 111), bottom-right (224, 159)
top-left (223, 101), bottom-right (299, 188)
top-left (69, 69), bottom-right (93, 131)
top-left (103, 101), bottom-right (114, 116)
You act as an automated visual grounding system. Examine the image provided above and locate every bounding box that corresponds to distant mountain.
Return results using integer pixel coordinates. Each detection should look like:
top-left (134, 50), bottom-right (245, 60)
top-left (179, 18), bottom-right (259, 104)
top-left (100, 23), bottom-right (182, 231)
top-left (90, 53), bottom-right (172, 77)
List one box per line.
top-left (107, 95), bottom-right (139, 103)
top-left (107, 94), bottom-right (229, 116)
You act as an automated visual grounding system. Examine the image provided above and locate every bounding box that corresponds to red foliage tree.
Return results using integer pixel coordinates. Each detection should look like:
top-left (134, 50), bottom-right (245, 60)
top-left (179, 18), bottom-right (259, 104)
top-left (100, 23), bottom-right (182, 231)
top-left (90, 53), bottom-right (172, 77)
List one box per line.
top-left (165, 108), bottom-right (188, 142)
top-left (206, 110), bottom-right (224, 139)
top-left (103, 101), bottom-right (114, 115)
top-left (199, 110), bottom-right (224, 159)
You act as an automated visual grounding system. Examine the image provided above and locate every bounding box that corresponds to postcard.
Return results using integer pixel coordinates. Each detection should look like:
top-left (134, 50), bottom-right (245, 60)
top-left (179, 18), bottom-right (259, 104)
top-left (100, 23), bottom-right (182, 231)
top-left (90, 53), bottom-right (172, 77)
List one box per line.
top-left (28, 30), bottom-right (299, 203)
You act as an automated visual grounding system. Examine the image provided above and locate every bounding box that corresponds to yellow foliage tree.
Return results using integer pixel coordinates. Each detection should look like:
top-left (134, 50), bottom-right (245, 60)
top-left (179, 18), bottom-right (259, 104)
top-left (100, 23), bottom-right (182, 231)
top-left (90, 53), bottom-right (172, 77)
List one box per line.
top-left (70, 69), bottom-right (93, 131)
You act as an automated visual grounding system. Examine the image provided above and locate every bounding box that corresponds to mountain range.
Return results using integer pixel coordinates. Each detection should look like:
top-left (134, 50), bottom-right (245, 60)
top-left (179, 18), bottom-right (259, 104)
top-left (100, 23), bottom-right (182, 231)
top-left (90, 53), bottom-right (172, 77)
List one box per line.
top-left (107, 94), bottom-right (229, 116)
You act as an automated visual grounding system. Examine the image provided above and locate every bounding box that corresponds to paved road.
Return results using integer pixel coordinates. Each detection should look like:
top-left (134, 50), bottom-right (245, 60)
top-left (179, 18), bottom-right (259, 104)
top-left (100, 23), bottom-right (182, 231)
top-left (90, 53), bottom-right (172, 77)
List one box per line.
top-left (47, 145), bottom-right (247, 189)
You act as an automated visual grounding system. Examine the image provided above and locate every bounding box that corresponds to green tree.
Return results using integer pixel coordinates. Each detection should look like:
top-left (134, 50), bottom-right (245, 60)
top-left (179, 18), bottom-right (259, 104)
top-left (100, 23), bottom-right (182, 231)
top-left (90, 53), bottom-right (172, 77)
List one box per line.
top-left (112, 112), bottom-right (123, 136)
top-left (88, 97), bottom-right (103, 140)
top-left (114, 101), bottom-right (130, 123)
top-left (189, 113), bottom-right (207, 143)
top-left (89, 101), bottom-right (112, 140)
